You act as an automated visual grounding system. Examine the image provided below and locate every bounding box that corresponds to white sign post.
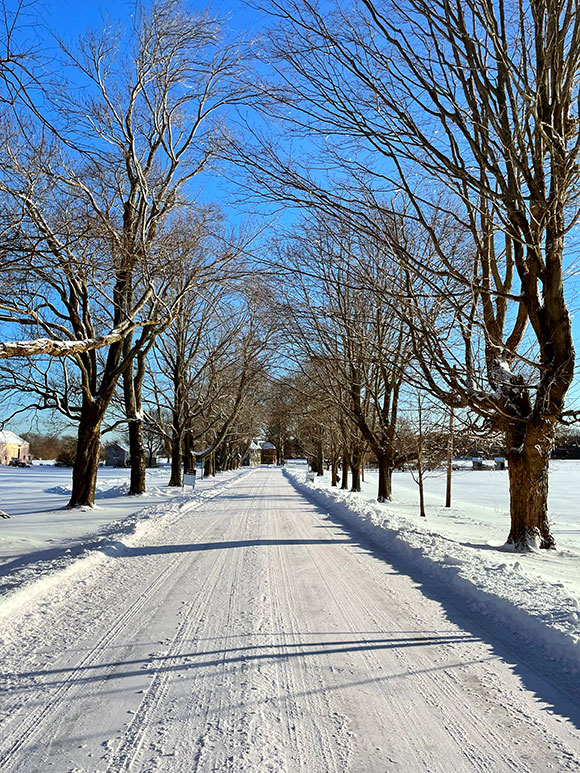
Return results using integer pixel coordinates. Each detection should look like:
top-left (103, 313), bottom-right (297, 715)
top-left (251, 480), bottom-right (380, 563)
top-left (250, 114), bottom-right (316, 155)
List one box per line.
top-left (183, 468), bottom-right (197, 491)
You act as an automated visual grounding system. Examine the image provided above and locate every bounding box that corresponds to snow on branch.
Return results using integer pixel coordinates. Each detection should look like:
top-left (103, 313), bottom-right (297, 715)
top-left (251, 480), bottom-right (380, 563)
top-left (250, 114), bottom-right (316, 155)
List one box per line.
top-left (0, 329), bottom-right (129, 359)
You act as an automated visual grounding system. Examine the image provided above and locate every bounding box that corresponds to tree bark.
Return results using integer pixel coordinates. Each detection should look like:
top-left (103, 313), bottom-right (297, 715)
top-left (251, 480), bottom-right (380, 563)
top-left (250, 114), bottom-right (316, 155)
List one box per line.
top-left (169, 418), bottom-right (182, 487)
top-left (445, 408), bottom-right (453, 508)
top-left (183, 431), bottom-right (194, 471)
top-left (127, 417), bottom-right (146, 495)
top-left (316, 437), bottom-right (324, 475)
top-left (350, 446), bottom-right (362, 492)
top-left (69, 401), bottom-right (104, 507)
top-left (377, 455), bottom-right (392, 502)
top-left (505, 422), bottom-right (555, 549)
top-left (331, 453), bottom-right (339, 486)
top-left (417, 393), bottom-right (426, 517)
top-left (123, 345), bottom-right (147, 495)
top-left (341, 449), bottom-right (349, 489)
top-left (417, 447), bottom-right (426, 518)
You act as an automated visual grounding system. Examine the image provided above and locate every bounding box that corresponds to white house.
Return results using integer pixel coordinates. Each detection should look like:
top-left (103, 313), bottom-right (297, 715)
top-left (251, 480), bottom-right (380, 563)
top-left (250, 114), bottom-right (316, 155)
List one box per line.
top-left (105, 442), bottom-right (130, 467)
top-left (245, 440), bottom-right (277, 466)
top-left (0, 430), bottom-right (32, 465)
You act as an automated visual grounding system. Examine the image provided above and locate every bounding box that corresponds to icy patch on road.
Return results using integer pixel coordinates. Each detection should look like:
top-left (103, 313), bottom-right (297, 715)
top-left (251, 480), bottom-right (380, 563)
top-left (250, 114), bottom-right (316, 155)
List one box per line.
top-left (285, 469), bottom-right (580, 675)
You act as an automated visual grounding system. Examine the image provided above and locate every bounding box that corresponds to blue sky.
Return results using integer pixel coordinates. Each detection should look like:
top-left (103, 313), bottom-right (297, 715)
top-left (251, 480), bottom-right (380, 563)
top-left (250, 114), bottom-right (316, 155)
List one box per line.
top-left (26, 0), bottom-right (278, 217)
top-left (32, 0), bottom-right (263, 45)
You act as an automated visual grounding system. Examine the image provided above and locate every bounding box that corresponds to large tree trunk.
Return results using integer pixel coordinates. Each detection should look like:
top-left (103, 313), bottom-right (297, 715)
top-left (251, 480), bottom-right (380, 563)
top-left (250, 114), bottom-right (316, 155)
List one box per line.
top-left (377, 455), bottom-right (392, 502)
top-left (124, 348), bottom-right (149, 495)
top-left (416, 393), bottom-right (426, 517)
top-left (183, 431), bottom-right (195, 471)
top-left (169, 418), bottom-right (182, 487)
top-left (341, 449), bottom-right (349, 489)
top-left (168, 338), bottom-right (186, 487)
top-left (331, 453), bottom-right (339, 487)
top-left (417, 445), bottom-right (426, 518)
top-left (505, 421), bottom-right (555, 550)
top-left (350, 446), bottom-right (362, 492)
top-left (316, 437), bottom-right (324, 476)
top-left (127, 418), bottom-right (146, 495)
top-left (445, 408), bottom-right (453, 508)
top-left (69, 401), bottom-right (104, 507)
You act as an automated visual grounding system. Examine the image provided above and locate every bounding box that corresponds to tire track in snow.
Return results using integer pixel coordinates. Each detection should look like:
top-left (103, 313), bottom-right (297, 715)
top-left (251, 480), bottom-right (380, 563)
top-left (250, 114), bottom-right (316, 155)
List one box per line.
top-left (162, 472), bottom-right (320, 772)
top-left (103, 471), bottom-right (268, 772)
top-left (265, 492), bottom-right (353, 772)
top-left (185, 475), bottom-right (282, 772)
top-left (103, 526), bottom-right (236, 772)
top-left (0, 551), bottom-right (184, 770)
top-left (301, 539), bottom-right (507, 772)
top-left (297, 535), bottom-right (489, 771)
top-left (285, 474), bottom-right (580, 772)
top-left (278, 494), bottom-right (433, 771)
top-left (2, 468), bottom-right (580, 771)
top-left (100, 481), bottom-right (258, 771)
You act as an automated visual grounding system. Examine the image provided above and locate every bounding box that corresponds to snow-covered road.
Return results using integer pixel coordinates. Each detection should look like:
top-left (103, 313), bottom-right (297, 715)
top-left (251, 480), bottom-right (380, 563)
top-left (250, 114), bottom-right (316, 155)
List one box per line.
top-left (1, 468), bottom-right (580, 772)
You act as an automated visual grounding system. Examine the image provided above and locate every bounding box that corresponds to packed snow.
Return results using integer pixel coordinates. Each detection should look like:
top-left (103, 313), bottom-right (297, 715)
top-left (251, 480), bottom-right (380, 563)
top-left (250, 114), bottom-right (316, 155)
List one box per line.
top-left (285, 460), bottom-right (580, 676)
top-left (0, 464), bottom-right (248, 605)
top-left (0, 463), bottom-right (579, 770)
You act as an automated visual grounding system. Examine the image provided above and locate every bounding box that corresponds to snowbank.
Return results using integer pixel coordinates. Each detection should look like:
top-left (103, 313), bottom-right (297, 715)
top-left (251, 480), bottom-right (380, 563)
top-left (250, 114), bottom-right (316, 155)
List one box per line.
top-left (285, 468), bottom-right (580, 675)
top-left (0, 467), bottom-right (253, 625)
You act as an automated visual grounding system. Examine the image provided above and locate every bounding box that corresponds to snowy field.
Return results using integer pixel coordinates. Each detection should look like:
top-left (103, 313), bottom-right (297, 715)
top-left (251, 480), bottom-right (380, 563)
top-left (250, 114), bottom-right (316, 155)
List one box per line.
top-left (1, 459), bottom-right (579, 653)
top-left (387, 459), bottom-right (580, 554)
top-left (0, 464), bottom-right (249, 600)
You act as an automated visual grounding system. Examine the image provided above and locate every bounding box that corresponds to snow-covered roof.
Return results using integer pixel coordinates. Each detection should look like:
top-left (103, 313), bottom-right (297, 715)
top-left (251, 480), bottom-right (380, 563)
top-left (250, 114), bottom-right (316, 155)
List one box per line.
top-left (107, 442), bottom-right (130, 453)
top-left (249, 440), bottom-right (277, 451)
top-left (0, 430), bottom-right (27, 445)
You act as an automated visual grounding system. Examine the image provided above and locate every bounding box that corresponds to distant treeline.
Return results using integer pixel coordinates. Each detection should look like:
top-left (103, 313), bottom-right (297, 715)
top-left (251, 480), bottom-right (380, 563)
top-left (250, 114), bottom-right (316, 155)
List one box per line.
top-left (552, 432), bottom-right (580, 459)
top-left (22, 433), bottom-right (84, 466)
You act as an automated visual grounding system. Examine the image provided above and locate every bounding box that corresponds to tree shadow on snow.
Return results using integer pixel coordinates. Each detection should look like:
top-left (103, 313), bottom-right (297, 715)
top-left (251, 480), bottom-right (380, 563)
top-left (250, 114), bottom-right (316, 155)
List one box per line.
top-left (103, 538), bottom-right (353, 557)
top-left (12, 632), bottom-right (486, 691)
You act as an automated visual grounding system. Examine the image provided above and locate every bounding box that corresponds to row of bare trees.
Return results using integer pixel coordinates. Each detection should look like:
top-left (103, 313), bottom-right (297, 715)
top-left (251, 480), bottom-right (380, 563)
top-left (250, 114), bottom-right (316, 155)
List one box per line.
top-left (2, 0), bottom-right (580, 550)
top-left (263, 216), bottom-right (466, 507)
top-left (0, 0), bottom-right (271, 505)
top-left (236, 0), bottom-right (580, 550)
top-left (272, 220), bottom-right (413, 501)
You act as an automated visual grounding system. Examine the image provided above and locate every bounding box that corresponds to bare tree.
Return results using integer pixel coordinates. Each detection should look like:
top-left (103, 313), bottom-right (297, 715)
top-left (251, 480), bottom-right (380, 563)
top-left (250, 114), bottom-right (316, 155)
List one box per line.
top-left (0, 2), bottom-right (150, 360)
top-left (147, 282), bottom-right (272, 485)
top-left (120, 215), bottom-right (245, 495)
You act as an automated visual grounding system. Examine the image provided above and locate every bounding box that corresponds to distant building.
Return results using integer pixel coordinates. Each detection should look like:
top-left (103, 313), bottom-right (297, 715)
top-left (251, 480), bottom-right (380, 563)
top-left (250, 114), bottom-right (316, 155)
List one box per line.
top-left (244, 440), bottom-right (278, 466)
top-left (0, 431), bottom-right (32, 465)
top-left (105, 442), bottom-right (130, 467)
top-left (472, 457), bottom-right (502, 471)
